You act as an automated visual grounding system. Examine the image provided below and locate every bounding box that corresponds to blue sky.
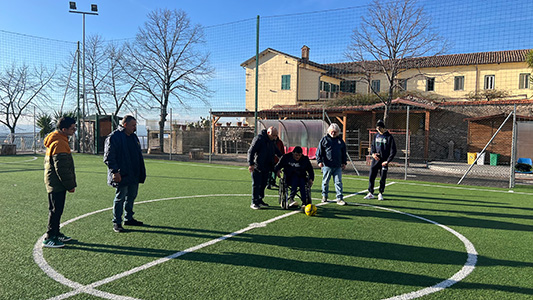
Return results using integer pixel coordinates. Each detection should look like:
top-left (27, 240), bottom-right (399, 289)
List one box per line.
top-left (0, 0), bottom-right (370, 42)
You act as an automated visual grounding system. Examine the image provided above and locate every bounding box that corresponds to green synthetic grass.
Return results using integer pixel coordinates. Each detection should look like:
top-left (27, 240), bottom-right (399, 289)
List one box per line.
top-left (1, 154), bottom-right (532, 299)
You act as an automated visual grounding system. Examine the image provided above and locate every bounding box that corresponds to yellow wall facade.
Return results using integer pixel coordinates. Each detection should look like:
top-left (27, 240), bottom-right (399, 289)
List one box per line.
top-left (345, 62), bottom-right (532, 100)
top-left (244, 53), bottom-right (299, 111)
top-left (244, 52), bottom-right (532, 111)
top-left (298, 68), bottom-right (321, 100)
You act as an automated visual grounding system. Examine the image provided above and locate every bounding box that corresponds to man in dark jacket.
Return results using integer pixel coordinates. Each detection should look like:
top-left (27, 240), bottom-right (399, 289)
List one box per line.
top-left (43, 116), bottom-right (77, 248)
top-left (316, 123), bottom-right (347, 205)
top-left (104, 115), bottom-right (147, 232)
top-left (247, 126), bottom-right (282, 209)
top-left (274, 146), bottom-right (314, 208)
top-left (316, 123), bottom-right (348, 205)
top-left (364, 120), bottom-right (397, 201)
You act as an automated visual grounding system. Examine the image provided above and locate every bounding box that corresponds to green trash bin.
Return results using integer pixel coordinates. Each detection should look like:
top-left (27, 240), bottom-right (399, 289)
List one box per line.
top-left (490, 153), bottom-right (500, 166)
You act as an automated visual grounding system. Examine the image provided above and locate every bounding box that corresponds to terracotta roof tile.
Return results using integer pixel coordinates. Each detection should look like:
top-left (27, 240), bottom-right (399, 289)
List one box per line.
top-left (326, 49), bottom-right (532, 74)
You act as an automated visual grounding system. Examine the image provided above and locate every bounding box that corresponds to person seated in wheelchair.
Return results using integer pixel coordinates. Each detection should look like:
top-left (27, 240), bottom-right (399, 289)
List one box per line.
top-left (274, 146), bottom-right (314, 208)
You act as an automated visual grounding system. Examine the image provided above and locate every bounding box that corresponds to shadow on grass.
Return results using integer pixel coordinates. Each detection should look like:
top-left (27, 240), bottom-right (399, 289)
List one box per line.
top-left (177, 251), bottom-right (533, 296)
top-left (350, 197), bottom-right (533, 231)
top-left (66, 240), bottom-right (175, 257)
top-left (63, 221), bottom-right (533, 296)
top-left (0, 167), bottom-right (43, 173)
top-left (391, 194), bottom-right (531, 212)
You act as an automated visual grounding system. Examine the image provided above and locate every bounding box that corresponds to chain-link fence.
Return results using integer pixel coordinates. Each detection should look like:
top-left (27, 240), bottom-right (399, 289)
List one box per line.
top-left (1, 0), bottom-right (533, 187)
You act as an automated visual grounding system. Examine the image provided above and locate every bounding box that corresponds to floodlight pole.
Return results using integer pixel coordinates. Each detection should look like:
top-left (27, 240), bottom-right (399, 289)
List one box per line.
top-left (69, 3), bottom-right (98, 153)
top-left (254, 15), bottom-right (259, 136)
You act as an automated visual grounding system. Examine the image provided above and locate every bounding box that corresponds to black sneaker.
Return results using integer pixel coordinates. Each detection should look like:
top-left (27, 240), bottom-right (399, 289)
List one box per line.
top-left (43, 236), bottom-right (65, 248)
top-left (113, 223), bottom-right (126, 232)
top-left (250, 203), bottom-right (261, 210)
top-left (57, 232), bottom-right (72, 242)
top-left (258, 201), bottom-right (269, 208)
top-left (124, 219), bottom-right (144, 226)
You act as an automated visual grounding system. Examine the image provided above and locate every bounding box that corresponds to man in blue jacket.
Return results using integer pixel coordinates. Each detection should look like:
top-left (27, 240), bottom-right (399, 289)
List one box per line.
top-left (316, 123), bottom-right (347, 205)
top-left (364, 120), bottom-right (397, 201)
top-left (247, 126), bottom-right (282, 209)
top-left (104, 115), bottom-right (147, 232)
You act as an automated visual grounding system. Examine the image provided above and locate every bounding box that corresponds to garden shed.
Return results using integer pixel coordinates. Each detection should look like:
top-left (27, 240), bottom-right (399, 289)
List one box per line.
top-left (465, 113), bottom-right (533, 164)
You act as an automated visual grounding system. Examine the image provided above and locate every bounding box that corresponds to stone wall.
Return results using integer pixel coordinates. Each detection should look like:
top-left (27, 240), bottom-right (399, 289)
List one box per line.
top-left (147, 127), bottom-right (210, 154)
top-left (215, 126), bottom-right (255, 154)
top-left (429, 102), bottom-right (533, 161)
top-left (344, 101), bottom-right (533, 162)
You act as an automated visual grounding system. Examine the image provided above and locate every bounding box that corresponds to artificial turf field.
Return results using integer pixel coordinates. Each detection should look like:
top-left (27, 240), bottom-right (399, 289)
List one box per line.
top-left (1, 154), bottom-right (532, 300)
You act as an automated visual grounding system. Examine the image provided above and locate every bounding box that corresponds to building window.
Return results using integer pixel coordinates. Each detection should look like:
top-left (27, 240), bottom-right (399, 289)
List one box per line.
top-left (399, 79), bottom-right (407, 91)
top-left (281, 75), bottom-right (291, 90)
top-left (340, 80), bottom-right (356, 93)
top-left (371, 80), bottom-right (380, 93)
top-left (519, 73), bottom-right (530, 89)
top-left (426, 77), bottom-right (435, 91)
top-left (484, 75), bottom-right (495, 90)
top-left (454, 76), bottom-right (464, 91)
top-left (320, 81), bottom-right (330, 92)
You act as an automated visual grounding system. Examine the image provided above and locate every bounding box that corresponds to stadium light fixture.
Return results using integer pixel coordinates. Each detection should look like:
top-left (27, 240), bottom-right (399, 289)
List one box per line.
top-left (69, 2), bottom-right (98, 152)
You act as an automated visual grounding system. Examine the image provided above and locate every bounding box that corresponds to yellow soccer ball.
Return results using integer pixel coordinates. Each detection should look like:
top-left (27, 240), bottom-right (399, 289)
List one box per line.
top-left (304, 204), bottom-right (317, 216)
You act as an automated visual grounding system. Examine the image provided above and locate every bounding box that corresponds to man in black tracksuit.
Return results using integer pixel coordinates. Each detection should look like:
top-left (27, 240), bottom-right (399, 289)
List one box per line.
top-left (365, 120), bottom-right (396, 201)
top-left (274, 146), bottom-right (315, 208)
top-left (247, 126), bottom-right (282, 209)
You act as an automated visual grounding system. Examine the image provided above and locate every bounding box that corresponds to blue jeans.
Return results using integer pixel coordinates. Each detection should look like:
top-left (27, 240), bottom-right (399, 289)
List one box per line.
top-left (113, 183), bottom-right (139, 224)
top-left (321, 166), bottom-right (343, 200)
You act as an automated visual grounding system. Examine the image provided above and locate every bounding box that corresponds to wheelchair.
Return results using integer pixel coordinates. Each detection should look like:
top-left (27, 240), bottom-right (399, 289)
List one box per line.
top-left (278, 172), bottom-right (312, 209)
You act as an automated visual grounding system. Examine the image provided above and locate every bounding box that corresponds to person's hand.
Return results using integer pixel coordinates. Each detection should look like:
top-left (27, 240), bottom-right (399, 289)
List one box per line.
top-left (276, 171), bottom-right (281, 178)
top-left (68, 188), bottom-right (75, 193)
top-left (318, 162), bottom-right (324, 168)
top-left (248, 165), bottom-right (255, 173)
top-left (112, 172), bottom-right (122, 183)
top-left (308, 179), bottom-right (314, 187)
top-left (382, 161), bottom-right (389, 167)
top-left (341, 164), bottom-right (346, 170)
top-left (372, 153), bottom-right (380, 160)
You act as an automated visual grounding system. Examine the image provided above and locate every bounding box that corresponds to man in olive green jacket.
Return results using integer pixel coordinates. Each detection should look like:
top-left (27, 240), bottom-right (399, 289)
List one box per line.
top-left (43, 117), bottom-right (77, 248)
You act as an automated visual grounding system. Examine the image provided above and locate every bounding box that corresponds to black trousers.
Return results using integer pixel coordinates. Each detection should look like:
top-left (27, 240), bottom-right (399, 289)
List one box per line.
top-left (288, 176), bottom-right (309, 206)
top-left (46, 191), bottom-right (66, 239)
top-left (368, 160), bottom-right (388, 195)
top-left (251, 169), bottom-right (269, 204)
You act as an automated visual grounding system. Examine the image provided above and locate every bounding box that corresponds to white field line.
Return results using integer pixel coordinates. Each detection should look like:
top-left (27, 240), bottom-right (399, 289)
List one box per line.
top-left (344, 176), bottom-right (533, 196)
top-left (0, 156), bottom-right (38, 164)
top-left (36, 188), bottom-right (477, 300)
top-left (148, 159), bottom-right (247, 171)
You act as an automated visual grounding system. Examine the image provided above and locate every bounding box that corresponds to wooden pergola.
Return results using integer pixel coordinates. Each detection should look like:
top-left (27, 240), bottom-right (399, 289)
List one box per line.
top-left (211, 98), bottom-right (438, 159)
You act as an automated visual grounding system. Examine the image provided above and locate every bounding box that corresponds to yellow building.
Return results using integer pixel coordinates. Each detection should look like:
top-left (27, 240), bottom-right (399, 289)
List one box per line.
top-left (241, 47), bottom-right (532, 110)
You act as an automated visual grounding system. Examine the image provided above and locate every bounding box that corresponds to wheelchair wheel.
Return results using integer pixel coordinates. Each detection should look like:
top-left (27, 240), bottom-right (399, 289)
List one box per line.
top-left (278, 175), bottom-right (289, 209)
top-left (305, 181), bottom-right (312, 206)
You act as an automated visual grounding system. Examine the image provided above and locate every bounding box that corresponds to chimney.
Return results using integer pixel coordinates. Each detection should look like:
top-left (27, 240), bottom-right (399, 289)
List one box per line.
top-left (301, 45), bottom-right (309, 61)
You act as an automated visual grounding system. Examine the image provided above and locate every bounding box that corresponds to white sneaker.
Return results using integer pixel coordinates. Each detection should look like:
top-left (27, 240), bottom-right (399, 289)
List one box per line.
top-left (321, 197), bottom-right (328, 203)
top-left (288, 199), bottom-right (298, 207)
top-left (378, 193), bottom-right (384, 201)
top-left (363, 193), bottom-right (375, 200)
top-left (337, 199), bottom-right (346, 206)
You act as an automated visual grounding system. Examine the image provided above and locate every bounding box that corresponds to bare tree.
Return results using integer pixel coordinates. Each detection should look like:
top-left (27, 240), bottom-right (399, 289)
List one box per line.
top-left (0, 64), bottom-right (55, 142)
top-left (125, 8), bottom-right (214, 151)
top-left (85, 36), bottom-right (140, 121)
top-left (85, 34), bottom-right (108, 115)
top-left (346, 0), bottom-right (447, 123)
top-left (58, 36), bottom-right (141, 128)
